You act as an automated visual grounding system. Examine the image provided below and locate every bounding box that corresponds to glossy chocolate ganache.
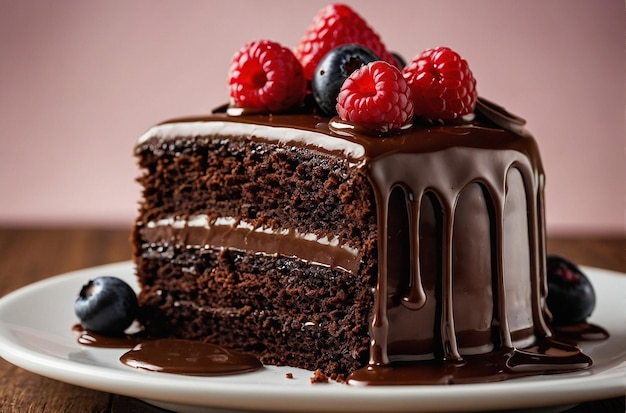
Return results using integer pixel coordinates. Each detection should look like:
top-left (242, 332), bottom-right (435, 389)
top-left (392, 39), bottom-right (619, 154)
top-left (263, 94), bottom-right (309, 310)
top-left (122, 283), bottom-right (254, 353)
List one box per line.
top-left (73, 325), bottom-right (263, 375)
top-left (131, 101), bottom-right (602, 384)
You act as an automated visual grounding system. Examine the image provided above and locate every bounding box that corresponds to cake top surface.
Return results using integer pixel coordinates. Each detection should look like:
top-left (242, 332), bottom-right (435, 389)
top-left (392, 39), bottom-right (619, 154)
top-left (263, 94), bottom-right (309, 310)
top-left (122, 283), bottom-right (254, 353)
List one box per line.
top-left (137, 106), bottom-right (540, 168)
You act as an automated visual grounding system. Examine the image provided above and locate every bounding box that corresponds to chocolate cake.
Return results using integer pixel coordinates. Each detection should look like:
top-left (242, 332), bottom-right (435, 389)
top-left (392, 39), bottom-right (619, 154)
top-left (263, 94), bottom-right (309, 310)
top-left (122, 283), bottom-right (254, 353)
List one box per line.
top-left (132, 102), bottom-right (592, 383)
top-left (129, 3), bottom-right (596, 385)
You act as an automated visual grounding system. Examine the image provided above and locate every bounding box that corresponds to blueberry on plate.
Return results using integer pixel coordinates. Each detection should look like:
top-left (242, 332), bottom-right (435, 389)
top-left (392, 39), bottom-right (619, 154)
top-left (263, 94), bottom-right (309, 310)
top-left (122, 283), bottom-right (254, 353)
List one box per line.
top-left (312, 44), bottom-right (380, 116)
top-left (546, 255), bottom-right (596, 326)
top-left (74, 276), bottom-right (138, 335)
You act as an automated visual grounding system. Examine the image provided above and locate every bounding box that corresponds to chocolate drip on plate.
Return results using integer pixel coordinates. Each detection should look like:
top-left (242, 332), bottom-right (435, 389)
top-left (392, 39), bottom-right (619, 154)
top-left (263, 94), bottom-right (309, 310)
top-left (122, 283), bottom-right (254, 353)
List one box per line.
top-left (120, 339), bottom-right (263, 376)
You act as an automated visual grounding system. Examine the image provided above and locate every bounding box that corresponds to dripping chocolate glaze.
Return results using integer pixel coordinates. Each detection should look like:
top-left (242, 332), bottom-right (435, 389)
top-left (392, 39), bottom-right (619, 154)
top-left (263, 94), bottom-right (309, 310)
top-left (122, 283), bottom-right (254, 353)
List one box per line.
top-left (135, 101), bottom-right (605, 384)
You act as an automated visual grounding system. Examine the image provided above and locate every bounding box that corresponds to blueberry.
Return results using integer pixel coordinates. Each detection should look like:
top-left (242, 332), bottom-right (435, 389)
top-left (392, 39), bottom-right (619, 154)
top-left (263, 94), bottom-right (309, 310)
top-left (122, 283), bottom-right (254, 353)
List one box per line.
top-left (74, 276), bottom-right (138, 335)
top-left (546, 255), bottom-right (596, 326)
top-left (312, 44), bottom-right (379, 116)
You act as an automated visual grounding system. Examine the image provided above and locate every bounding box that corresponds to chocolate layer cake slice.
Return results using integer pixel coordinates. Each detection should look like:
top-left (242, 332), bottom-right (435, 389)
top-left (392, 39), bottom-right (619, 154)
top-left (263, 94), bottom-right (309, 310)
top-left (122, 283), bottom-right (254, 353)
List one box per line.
top-left (132, 111), bottom-right (591, 382)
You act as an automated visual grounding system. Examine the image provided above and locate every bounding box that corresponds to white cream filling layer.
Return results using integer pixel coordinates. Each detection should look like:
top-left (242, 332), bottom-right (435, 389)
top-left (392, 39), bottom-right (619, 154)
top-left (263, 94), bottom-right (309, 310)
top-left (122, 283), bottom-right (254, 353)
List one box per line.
top-left (138, 121), bottom-right (366, 160)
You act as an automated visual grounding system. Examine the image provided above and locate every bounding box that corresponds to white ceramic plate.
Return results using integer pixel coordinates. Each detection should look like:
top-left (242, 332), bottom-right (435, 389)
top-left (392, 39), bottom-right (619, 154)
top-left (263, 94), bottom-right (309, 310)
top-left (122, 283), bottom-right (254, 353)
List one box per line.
top-left (0, 262), bottom-right (624, 413)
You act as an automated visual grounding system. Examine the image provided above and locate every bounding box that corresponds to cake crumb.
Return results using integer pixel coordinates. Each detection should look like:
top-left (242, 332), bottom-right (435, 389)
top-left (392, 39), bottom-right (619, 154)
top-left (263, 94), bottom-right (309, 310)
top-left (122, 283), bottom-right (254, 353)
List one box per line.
top-left (285, 372), bottom-right (294, 379)
top-left (310, 369), bottom-right (329, 384)
top-left (329, 372), bottom-right (346, 383)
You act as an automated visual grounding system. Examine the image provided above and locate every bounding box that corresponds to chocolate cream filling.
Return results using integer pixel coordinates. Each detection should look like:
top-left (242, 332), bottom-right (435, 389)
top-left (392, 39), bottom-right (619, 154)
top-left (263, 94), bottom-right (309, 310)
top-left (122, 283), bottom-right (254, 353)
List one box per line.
top-left (138, 215), bottom-right (361, 274)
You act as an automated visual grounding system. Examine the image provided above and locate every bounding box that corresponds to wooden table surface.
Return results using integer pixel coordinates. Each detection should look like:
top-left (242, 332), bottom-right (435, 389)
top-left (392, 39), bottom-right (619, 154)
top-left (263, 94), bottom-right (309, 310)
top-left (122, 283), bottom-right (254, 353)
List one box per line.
top-left (0, 228), bottom-right (624, 412)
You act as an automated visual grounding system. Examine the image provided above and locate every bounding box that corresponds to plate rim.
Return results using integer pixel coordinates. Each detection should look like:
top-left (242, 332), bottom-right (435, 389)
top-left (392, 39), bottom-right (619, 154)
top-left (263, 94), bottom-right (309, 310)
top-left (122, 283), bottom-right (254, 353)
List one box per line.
top-left (0, 261), bottom-right (624, 412)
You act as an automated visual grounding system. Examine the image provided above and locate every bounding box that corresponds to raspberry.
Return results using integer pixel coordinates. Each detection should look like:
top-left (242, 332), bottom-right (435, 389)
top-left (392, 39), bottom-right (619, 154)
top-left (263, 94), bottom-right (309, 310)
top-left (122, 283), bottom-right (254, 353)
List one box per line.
top-left (336, 61), bottom-right (414, 133)
top-left (402, 47), bottom-right (477, 120)
top-left (295, 4), bottom-right (399, 81)
top-left (228, 40), bottom-right (306, 112)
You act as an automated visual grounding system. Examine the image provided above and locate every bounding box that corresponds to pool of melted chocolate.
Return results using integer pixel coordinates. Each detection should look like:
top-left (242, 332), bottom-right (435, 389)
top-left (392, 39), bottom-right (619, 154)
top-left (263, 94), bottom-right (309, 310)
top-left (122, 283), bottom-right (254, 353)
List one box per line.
top-left (73, 324), bottom-right (263, 376)
top-left (73, 318), bottom-right (607, 383)
top-left (347, 337), bottom-right (593, 385)
top-left (120, 339), bottom-right (263, 376)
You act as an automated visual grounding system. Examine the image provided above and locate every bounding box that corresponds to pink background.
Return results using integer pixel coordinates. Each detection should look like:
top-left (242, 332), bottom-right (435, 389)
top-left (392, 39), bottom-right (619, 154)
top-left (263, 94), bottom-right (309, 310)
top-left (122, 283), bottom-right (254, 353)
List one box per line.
top-left (0, 0), bottom-right (624, 235)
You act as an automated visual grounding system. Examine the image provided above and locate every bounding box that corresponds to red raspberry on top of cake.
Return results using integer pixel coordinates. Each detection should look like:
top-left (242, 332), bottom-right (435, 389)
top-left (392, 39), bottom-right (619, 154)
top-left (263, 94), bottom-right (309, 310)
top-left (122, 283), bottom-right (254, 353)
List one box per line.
top-left (336, 61), bottom-right (413, 133)
top-left (228, 40), bottom-right (306, 112)
top-left (403, 46), bottom-right (477, 120)
top-left (295, 3), bottom-right (400, 81)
